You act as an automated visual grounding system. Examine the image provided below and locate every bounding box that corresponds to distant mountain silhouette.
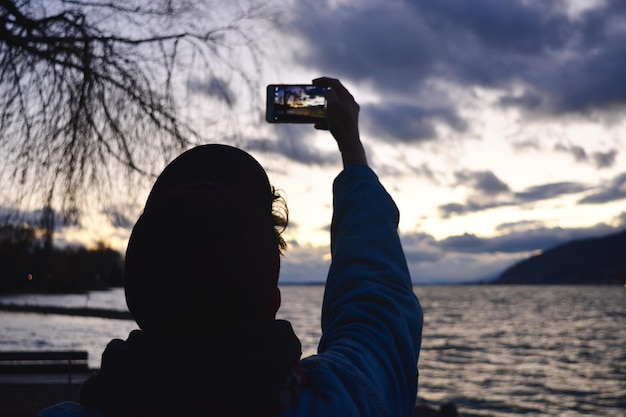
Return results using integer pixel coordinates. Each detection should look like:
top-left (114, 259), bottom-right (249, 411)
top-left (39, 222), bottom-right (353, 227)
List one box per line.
top-left (492, 229), bottom-right (626, 285)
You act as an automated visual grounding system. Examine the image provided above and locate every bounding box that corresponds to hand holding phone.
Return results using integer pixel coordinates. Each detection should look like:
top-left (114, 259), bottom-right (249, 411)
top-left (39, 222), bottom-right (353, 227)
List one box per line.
top-left (266, 79), bottom-right (365, 166)
top-left (312, 77), bottom-right (366, 167)
top-left (266, 85), bottom-right (328, 123)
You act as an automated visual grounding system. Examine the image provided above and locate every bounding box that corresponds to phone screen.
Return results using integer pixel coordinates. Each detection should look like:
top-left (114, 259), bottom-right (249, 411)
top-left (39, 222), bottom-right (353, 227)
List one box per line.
top-left (266, 85), bottom-right (328, 123)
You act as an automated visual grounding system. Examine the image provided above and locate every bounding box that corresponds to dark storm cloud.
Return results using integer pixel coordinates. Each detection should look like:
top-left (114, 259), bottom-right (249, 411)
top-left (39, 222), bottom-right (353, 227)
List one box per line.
top-left (544, 5), bottom-right (626, 112)
top-left (579, 172), bottom-right (626, 204)
top-left (292, 0), bottom-right (626, 141)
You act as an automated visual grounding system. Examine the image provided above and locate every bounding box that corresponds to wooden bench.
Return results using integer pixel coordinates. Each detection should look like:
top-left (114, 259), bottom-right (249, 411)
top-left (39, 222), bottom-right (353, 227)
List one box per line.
top-left (0, 351), bottom-right (89, 375)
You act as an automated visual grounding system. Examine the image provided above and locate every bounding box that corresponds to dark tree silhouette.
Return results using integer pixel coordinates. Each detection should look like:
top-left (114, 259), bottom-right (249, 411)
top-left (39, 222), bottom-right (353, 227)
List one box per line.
top-left (0, 0), bottom-right (277, 229)
top-left (0, 222), bottom-right (124, 293)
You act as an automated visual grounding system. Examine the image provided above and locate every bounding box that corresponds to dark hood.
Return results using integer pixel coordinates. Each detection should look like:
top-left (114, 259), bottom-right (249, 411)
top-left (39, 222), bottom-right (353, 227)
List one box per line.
top-left (80, 320), bottom-right (302, 417)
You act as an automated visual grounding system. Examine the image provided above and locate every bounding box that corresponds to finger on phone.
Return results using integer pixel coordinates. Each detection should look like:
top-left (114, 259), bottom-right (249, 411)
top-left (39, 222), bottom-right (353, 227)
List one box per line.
top-left (313, 77), bottom-right (351, 101)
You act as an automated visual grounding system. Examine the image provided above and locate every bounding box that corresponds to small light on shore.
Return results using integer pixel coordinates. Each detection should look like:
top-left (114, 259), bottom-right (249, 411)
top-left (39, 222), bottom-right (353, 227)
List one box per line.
top-left (27, 274), bottom-right (33, 281)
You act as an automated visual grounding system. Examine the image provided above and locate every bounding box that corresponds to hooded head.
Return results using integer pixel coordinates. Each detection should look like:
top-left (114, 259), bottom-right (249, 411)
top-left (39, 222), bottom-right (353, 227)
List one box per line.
top-left (124, 145), bottom-right (286, 337)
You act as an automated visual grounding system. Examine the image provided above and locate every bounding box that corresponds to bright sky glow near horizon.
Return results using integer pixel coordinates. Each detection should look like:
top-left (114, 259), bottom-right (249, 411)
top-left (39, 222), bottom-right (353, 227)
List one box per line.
top-left (56, 0), bottom-right (626, 284)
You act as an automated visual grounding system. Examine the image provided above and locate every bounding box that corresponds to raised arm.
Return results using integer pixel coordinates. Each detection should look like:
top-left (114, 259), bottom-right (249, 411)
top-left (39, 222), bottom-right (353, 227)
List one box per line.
top-left (300, 77), bottom-right (423, 417)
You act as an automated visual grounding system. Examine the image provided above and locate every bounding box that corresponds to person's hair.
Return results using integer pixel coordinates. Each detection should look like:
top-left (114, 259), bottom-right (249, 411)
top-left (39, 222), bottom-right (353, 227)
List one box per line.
top-left (124, 183), bottom-right (288, 337)
top-left (271, 186), bottom-right (289, 254)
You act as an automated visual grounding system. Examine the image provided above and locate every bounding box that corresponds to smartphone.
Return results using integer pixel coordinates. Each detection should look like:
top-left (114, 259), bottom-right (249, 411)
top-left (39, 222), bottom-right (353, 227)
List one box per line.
top-left (266, 84), bottom-right (328, 123)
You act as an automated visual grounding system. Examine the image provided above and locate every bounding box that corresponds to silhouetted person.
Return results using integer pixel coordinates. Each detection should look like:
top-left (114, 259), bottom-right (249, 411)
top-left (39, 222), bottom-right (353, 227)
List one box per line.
top-left (38, 77), bottom-right (423, 417)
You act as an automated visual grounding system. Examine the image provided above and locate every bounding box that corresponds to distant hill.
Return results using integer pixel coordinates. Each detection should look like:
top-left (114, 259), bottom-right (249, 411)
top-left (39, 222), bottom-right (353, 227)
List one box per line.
top-left (492, 230), bottom-right (626, 285)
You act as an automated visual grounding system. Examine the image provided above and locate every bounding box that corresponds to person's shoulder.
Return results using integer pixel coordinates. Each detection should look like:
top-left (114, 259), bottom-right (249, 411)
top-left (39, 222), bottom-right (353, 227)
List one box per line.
top-left (37, 401), bottom-right (101, 417)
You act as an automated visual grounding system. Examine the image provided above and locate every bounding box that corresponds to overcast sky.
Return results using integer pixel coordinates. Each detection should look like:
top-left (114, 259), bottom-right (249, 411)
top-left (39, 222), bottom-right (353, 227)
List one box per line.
top-left (253, 0), bottom-right (626, 284)
top-left (60, 0), bottom-right (626, 284)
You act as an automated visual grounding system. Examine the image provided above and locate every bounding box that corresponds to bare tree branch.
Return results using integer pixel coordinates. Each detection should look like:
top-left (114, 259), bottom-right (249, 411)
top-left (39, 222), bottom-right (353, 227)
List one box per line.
top-left (0, 0), bottom-right (278, 236)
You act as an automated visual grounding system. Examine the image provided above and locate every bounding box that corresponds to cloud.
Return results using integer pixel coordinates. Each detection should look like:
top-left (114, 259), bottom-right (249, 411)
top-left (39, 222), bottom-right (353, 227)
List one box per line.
top-left (515, 182), bottom-right (589, 202)
top-left (278, 214), bottom-right (624, 284)
top-left (418, 0), bottom-right (626, 114)
top-left (579, 172), bottom-right (626, 204)
top-left (592, 149), bottom-right (618, 168)
top-left (399, 219), bottom-right (622, 283)
top-left (555, 143), bottom-right (618, 168)
top-left (245, 135), bottom-right (339, 166)
top-left (617, 212), bottom-right (626, 227)
top-left (280, 244), bottom-right (331, 283)
top-left (439, 223), bottom-right (616, 254)
top-left (554, 143), bottom-right (588, 162)
top-left (188, 77), bottom-right (236, 107)
top-left (439, 170), bottom-right (514, 218)
top-left (101, 208), bottom-right (135, 229)
top-left (0, 206), bottom-right (80, 229)
top-left (438, 203), bottom-right (470, 218)
top-left (398, 232), bottom-right (445, 263)
top-left (512, 140), bottom-right (541, 151)
top-left (454, 170), bottom-right (510, 196)
top-left (440, 173), bottom-right (590, 218)
top-left (363, 102), bottom-right (467, 143)
top-left (439, 200), bottom-right (514, 219)
top-left (291, 0), bottom-right (626, 143)
top-left (406, 251), bottom-right (516, 284)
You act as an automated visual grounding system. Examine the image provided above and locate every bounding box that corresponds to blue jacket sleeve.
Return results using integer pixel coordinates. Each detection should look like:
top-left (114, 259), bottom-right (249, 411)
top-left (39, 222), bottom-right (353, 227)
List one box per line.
top-left (299, 164), bottom-right (423, 417)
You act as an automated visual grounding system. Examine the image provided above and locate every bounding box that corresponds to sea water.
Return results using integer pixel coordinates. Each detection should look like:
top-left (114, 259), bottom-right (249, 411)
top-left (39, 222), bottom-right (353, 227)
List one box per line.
top-left (1, 285), bottom-right (625, 416)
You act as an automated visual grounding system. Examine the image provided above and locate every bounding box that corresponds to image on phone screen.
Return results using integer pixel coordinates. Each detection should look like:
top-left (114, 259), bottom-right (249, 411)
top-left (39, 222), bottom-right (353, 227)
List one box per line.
top-left (266, 85), bottom-right (327, 123)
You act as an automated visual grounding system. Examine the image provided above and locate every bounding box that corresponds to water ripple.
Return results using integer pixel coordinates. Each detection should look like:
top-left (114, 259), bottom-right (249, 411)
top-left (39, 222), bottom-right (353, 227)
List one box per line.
top-left (1, 285), bottom-right (624, 416)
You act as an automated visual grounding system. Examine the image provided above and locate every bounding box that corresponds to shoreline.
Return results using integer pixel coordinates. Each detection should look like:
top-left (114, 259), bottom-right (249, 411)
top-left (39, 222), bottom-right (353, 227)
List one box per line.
top-left (0, 303), bottom-right (132, 320)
